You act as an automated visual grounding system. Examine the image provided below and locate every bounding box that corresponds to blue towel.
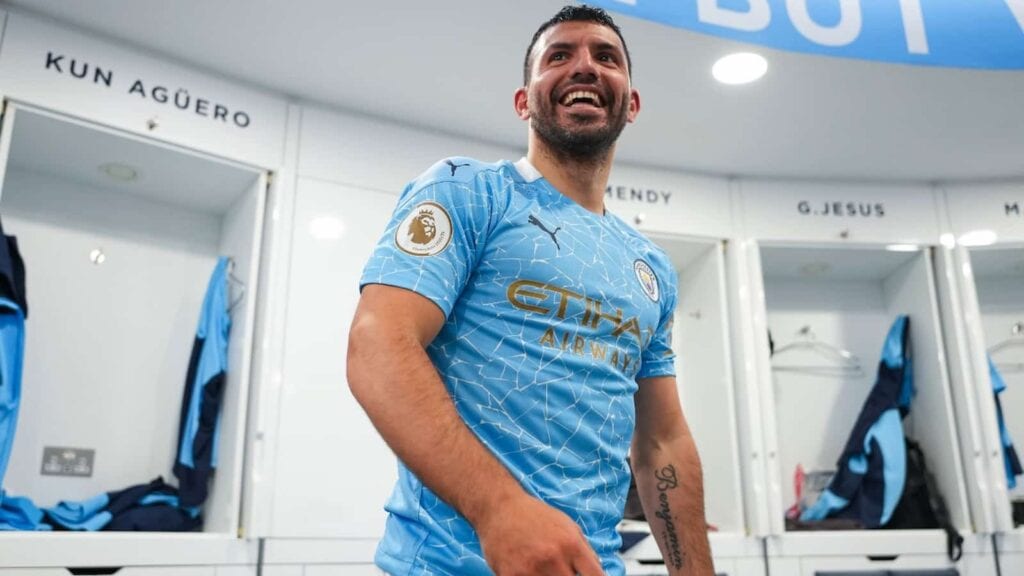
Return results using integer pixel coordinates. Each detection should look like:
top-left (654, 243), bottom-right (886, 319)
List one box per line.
top-left (43, 477), bottom-right (200, 532)
top-left (0, 491), bottom-right (50, 531)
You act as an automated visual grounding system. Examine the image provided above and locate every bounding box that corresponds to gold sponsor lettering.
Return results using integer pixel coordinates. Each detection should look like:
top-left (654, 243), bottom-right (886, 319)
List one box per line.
top-left (508, 279), bottom-right (655, 350)
top-left (573, 335), bottom-right (586, 356)
top-left (612, 317), bottom-right (643, 343)
top-left (588, 299), bottom-right (623, 330)
top-left (508, 280), bottom-right (551, 314)
top-left (535, 327), bottom-right (641, 376)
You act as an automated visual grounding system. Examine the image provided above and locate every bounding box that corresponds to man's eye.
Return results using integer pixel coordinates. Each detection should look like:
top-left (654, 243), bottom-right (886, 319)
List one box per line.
top-left (551, 52), bottom-right (568, 61)
top-left (598, 53), bottom-right (616, 63)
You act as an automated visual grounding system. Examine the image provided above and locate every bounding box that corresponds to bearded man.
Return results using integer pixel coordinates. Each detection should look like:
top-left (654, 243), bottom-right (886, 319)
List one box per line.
top-left (348, 5), bottom-right (713, 576)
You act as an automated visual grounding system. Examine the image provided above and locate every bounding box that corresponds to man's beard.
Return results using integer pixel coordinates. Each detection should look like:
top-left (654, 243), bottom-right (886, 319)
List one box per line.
top-left (531, 98), bottom-right (628, 162)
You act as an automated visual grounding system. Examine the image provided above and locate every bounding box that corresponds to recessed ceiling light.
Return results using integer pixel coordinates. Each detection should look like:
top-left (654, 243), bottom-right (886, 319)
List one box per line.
top-left (712, 52), bottom-right (768, 85)
top-left (886, 244), bottom-right (921, 252)
top-left (799, 262), bottom-right (831, 276)
top-left (99, 163), bottom-right (138, 182)
top-left (939, 233), bottom-right (957, 249)
top-left (958, 229), bottom-right (998, 247)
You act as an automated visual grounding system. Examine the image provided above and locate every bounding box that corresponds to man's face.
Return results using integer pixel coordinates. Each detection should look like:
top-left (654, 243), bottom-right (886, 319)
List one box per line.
top-left (515, 21), bottom-right (639, 158)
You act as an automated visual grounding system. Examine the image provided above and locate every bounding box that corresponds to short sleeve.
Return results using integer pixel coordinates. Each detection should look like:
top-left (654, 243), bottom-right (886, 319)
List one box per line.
top-left (636, 260), bottom-right (679, 380)
top-left (360, 172), bottom-right (497, 318)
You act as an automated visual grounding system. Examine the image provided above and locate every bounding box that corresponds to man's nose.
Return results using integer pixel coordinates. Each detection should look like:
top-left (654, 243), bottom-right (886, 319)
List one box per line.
top-left (569, 52), bottom-right (599, 81)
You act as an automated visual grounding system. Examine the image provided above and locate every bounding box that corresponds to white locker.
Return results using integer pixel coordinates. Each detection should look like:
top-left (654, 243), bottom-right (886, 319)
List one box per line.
top-left (737, 181), bottom-right (989, 574)
top-left (943, 182), bottom-right (1024, 574)
top-left (0, 102), bottom-right (265, 570)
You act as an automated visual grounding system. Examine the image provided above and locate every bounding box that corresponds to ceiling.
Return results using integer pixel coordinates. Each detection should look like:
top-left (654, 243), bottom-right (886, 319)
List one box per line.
top-left (7, 105), bottom-right (260, 214)
top-left (4, 0), bottom-right (1022, 183)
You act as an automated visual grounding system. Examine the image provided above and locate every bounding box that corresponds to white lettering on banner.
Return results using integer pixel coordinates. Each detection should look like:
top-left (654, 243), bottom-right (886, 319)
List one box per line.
top-left (786, 0), bottom-right (862, 47)
top-left (1007, 0), bottom-right (1024, 32)
top-left (697, 0), bottom-right (771, 32)
top-left (898, 0), bottom-right (929, 54)
top-left (694, 0), bottom-right (928, 54)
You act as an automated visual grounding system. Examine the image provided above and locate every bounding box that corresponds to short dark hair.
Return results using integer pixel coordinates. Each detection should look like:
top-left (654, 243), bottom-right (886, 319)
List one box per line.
top-left (523, 5), bottom-right (633, 85)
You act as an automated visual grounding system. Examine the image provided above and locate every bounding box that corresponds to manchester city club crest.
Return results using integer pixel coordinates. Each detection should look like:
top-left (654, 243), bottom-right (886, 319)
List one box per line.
top-left (634, 259), bottom-right (659, 302)
top-left (396, 201), bottom-right (453, 256)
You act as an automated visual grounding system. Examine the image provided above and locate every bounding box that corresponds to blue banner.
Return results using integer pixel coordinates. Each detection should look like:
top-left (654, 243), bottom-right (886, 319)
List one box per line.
top-left (586, 0), bottom-right (1024, 69)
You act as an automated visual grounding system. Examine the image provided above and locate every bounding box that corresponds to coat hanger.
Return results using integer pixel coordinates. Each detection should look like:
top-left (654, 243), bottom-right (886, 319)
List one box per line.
top-left (226, 257), bottom-right (246, 314)
top-left (771, 325), bottom-right (865, 377)
top-left (989, 321), bottom-right (1024, 374)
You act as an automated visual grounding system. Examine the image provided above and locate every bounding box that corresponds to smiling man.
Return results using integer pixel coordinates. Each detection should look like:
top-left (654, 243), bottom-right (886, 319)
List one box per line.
top-left (348, 5), bottom-right (713, 576)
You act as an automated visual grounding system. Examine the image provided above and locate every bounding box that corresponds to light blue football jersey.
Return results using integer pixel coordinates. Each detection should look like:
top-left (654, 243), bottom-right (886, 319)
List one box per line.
top-left (360, 157), bottom-right (678, 576)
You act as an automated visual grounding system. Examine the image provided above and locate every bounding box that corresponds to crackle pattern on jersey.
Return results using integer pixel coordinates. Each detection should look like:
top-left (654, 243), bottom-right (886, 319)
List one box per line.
top-left (360, 157), bottom-right (678, 576)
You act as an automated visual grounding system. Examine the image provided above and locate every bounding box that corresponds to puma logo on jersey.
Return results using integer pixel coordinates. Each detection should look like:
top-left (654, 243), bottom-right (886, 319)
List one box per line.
top-left (445, 160), bottom-right (470, 176)
top-left (528, 214), bottom-right (561, 251)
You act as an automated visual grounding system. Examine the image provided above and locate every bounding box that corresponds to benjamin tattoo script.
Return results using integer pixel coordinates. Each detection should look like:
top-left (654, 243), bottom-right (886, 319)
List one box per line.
top-left (655, 464), bottom-right (684, 570)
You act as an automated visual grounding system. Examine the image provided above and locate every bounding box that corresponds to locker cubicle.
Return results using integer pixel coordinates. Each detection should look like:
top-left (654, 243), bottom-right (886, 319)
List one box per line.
top-left (0, 11), bottom-right (287, 573)
top-left (735, 181), bottom-right (997, 576)
top-left (942, 182), bottom-right (1024, 574)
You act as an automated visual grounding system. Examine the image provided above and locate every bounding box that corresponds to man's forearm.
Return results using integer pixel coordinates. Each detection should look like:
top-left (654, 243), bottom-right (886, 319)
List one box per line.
top-left (633, 435), bottom-right (713, 576)
top-left (347, 316), bottom-right (525, 527)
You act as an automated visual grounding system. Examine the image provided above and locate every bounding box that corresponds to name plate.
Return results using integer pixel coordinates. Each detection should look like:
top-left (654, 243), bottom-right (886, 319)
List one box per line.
top-left (740, 181), bottom-right (939, 244)
top-left (0, 13), bottom-right (287, 168)
top-left (945, 183), bottom-right (1024, 242)
top-left (605, 165), bottom-right (732, 238)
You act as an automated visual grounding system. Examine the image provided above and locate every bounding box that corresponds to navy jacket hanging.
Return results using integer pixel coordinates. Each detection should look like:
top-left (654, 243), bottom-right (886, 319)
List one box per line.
top-left (801, 315), bottom-right (913, 528)
top-left (0, 215), bottom-right (27, 490)
top-left (989, 356), bottom-right (1024, 489)
top-left (173, 257), bottom-right (231, 507)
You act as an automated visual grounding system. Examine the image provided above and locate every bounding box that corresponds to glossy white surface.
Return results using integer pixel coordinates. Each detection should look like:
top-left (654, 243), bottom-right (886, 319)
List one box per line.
top-left (268, 177), bottom-right (397, 538)
top-left (945, 183), bottom-right (1024, 243)
top-left (738, 181), bottom-right (940, 245)
top-left (0, 13), bottom-right (287, 169)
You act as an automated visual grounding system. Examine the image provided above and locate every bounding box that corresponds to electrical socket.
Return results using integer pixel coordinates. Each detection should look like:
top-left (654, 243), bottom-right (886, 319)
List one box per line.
top-left (40, 446), bottom-right (95, 477)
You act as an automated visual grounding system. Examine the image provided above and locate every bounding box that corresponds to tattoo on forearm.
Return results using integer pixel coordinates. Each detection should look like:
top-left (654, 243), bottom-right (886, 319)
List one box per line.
top-left (654, 464), bottom-right (685, 569)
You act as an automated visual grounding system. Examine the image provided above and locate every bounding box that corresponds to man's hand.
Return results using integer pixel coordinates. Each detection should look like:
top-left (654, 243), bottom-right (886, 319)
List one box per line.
top-left (475, 494), bottom-right (605, 576)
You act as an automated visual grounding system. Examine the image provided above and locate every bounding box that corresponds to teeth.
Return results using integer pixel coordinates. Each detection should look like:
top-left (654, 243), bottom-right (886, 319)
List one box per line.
top-left (561, 91), bottom-right (602, 106)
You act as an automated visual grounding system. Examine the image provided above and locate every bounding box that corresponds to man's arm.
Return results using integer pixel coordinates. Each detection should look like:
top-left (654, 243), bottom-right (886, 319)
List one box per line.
top-left (347, 284), bottom-right (603, 576)
top-left (631, 375), bottom-right (714, 576)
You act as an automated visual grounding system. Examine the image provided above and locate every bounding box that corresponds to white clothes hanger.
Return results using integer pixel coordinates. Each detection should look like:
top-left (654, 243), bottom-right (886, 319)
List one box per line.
top-left (771, 325), bottom-right (865, 378)
top-left (989, 321), bottom-right (1024, 374)
top-left (226, 257), bottom-right (246, 314)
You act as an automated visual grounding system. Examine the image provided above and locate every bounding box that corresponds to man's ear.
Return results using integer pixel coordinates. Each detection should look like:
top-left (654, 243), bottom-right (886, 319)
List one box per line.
top-left (627, 88), bottom-right (641, 123)
top-left (514, 87), bottom-right (530, 120)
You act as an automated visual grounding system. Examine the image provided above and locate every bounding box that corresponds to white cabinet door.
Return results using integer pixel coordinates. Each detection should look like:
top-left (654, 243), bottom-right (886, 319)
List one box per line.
top-left (265, 178), bottom-right (399, 538)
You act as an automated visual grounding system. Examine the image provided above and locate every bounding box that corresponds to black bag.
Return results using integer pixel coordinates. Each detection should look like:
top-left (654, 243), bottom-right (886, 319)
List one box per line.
top-left (884, 438), bottom-right (963, 561)
top-left (623, 457), bottom-right (645, 521)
